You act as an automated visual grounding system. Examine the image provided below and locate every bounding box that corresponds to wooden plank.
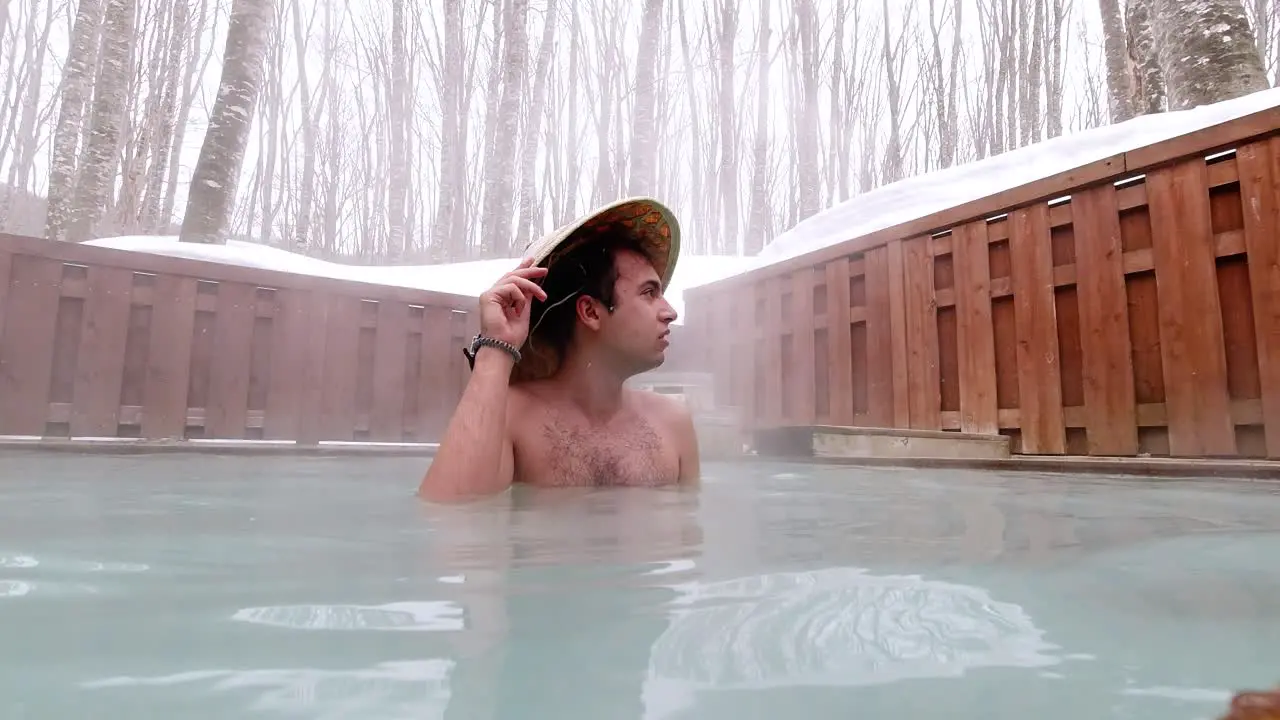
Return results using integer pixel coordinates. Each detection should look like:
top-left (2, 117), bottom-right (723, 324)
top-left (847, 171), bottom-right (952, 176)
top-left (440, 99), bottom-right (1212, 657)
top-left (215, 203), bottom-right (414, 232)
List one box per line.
top-left (1236, 137), bottom-right (1280, 458)
top-left (140, 275), bottom-right (197, 439)
top-left (1125, 104), bottom-right (1280, 171)
top-left (1008, 204), bottom-right (1067, 454)
top-left (262, 289), bottom-right (326, 441)
top-left (1146, 160), bottom-right (1236, 456)
top-left (864, 248), bottom-right (893, 426)
top-left (1072, 184), bottom-right (1140, 455)
top-left (416, 306), bottom-right (453, 440)
top-left (69, 266), bottom-right (135, 436)
top-left (204, 282), bottom-right (258, 439)
top-left (762, 277), bottom-right (784, 424)
top-left (789, 267), bottom-right (816, 424)
top-left (0, 255), bottom-right (63, 435)
top-left (0, 247), bottom-right (11, 347)
top-left (319, 296), bottom-right (364, 440)
top-left (825, 257), bottom-right (854, 424)
top-left (902, 235), bottom-right (941, 430)
top-left (885, 240), bottom-right (911, 426)
top-left (370, 300), bottom-right (410, 441)
top-left (951, 221), bottom-right (999, 435)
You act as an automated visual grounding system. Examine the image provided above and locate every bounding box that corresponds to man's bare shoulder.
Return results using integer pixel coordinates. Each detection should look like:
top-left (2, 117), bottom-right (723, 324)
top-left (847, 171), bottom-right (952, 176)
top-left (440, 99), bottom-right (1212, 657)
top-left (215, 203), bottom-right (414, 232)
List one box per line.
top-left (626, 387), bottom-right (694, 426)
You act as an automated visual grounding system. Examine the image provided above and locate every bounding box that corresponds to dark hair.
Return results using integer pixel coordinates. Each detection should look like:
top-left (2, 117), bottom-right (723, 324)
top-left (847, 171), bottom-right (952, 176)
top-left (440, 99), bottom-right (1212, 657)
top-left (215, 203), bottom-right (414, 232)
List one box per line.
top-left (528, 229), bottom-right (652, 357)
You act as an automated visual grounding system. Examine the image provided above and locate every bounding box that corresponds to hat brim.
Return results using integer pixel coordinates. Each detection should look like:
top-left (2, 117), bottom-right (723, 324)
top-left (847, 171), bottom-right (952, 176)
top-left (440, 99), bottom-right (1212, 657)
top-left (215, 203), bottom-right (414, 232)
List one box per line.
top-left (512, 196), bottom-right (682, 383)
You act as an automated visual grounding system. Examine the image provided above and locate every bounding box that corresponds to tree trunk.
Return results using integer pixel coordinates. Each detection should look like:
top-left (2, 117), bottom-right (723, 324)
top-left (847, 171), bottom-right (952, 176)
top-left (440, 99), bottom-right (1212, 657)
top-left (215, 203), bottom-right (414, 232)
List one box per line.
top-left (65, 0), bottom-right (136, 243)
top-left (1126, 0), bottom-right (1168, 115)
top-left (1099, 0), bottom-right (1135, 122)
top-left (1151, 0), bottom-right (1269, 110)
top-left (44, 0), bottom-right (103, 242)
top-left (180, 0), bottom-right (275, 244)
top-left (627, 0), bottom-right (663, 196)
top-left (480, 0), bottom-right (527, 258)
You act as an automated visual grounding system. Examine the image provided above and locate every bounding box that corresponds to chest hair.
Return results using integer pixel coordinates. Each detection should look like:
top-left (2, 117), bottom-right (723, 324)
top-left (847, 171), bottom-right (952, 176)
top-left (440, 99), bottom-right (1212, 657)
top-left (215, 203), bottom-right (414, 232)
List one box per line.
top-left (539, 411), bottom-right (668, 487)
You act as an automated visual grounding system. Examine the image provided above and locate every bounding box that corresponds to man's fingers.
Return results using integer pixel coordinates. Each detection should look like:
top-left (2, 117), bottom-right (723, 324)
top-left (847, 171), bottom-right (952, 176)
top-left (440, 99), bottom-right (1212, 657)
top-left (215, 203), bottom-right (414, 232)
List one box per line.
top-left (503, 265), bottom-right (548, 282)
top-left (507, 276), bottom-right (548, 301)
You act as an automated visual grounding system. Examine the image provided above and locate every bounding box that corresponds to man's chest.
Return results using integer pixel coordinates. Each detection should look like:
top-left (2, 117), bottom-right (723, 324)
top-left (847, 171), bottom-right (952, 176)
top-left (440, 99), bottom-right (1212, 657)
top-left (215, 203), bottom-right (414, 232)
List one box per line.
top-left (513, 412), bottom-right (679, 488)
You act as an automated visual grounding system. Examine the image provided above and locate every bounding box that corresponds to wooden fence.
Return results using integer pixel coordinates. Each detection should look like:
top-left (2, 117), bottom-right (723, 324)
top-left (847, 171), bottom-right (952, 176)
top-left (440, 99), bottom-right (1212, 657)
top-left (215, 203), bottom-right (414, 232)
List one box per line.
top-left (685, 105), bottom-right (1280, 460)
top-left (0, 234), bottom-right (477, 443)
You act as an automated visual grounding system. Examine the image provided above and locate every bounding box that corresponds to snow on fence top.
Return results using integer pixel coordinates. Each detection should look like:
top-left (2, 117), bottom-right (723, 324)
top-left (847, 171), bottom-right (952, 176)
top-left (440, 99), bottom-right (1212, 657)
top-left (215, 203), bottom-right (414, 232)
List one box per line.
top-left (88, 86), bottom-right (1280, 313)
top-left (754, 86), bottom-right (1280, 268)
top-left (83, 235), bottom-right (756, 326)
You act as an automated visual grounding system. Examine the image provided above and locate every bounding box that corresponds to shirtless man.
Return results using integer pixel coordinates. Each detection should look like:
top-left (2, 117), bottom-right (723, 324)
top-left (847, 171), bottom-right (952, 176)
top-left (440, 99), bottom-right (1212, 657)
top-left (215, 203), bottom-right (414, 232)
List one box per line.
top-left (418, 197), bottom-right (700, 502)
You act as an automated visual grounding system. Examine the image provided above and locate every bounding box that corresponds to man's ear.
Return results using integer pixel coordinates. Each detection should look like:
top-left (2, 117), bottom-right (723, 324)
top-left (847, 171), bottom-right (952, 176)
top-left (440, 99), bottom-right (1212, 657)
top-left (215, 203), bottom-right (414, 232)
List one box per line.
top-left (576, 294), bottom-right (604, 331)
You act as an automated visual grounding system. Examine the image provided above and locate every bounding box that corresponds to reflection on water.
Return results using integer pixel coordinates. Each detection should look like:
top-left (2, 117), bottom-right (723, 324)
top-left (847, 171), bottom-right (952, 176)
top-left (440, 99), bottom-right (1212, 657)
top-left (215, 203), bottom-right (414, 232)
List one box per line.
top-left (649, 567), bottom-right (1061, 689)
top-left (232, 601), bottom-right (465, 631)
top-left (2, 453), bottom-right (1280, 719)
top-left (83, 660), bottom-right (455, 719)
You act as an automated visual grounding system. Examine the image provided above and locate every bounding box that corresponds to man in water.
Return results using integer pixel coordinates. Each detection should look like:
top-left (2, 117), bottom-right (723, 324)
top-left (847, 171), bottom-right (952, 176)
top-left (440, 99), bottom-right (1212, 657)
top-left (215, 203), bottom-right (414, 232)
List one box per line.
top-left (418, 197), bottom-right (701, 502)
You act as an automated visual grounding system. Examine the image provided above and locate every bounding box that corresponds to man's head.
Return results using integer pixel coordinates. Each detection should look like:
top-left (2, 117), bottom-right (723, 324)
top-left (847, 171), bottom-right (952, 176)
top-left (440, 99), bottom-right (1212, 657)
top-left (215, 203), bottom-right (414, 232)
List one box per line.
top-left (527, 229), bottom-right (678, 379)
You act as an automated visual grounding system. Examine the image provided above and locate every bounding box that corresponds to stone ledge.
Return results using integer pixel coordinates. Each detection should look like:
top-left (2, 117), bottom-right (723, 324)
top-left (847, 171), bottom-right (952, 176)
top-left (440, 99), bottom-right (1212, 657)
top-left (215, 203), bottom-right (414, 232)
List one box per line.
top-left (755, 425), bottom-right (1011, 461)
top-left (0, 436), bottom-right (439, 457)
top-left (740, 452), bottom-right (1280, 482)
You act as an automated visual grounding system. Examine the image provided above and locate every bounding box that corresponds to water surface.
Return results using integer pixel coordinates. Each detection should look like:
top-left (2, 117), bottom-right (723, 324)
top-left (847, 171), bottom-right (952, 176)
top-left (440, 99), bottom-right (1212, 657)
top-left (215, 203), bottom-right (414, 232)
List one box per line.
top-left (1, 451), bottom-right (1278, 719)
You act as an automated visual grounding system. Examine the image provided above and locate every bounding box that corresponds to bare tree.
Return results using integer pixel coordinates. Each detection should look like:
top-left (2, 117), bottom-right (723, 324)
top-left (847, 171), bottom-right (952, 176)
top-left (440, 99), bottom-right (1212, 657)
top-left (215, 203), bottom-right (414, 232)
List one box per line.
top-left (44, 0), bottom-right (103, 241)
top-left (180, 0), bottom-right (276, 244)
top-left (1098, 0), bottom-right (1134, 122)
top-left (65, 0), bottom-right (136, 243)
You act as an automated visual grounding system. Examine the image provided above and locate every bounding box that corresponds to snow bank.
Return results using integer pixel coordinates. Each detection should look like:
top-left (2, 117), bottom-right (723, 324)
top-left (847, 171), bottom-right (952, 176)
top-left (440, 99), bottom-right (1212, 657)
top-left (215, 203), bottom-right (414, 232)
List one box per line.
top-left (83, 235), bottom-right (756, 326)
top-left (757, 87), bottom-right (1280, 266)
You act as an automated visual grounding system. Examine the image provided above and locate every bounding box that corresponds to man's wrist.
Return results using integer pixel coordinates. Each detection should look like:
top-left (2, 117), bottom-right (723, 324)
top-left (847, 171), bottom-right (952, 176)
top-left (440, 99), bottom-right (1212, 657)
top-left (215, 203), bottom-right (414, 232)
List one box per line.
top-left (464, 334), bottom-right (521, 371)
top-left (470, 343), bottom-right (518, 374)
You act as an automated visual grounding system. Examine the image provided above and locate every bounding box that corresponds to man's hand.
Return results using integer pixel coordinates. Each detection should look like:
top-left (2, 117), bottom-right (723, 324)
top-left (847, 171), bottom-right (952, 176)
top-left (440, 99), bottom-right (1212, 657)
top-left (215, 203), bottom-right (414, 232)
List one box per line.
top-left (479, 257), bottom-right (549, 348)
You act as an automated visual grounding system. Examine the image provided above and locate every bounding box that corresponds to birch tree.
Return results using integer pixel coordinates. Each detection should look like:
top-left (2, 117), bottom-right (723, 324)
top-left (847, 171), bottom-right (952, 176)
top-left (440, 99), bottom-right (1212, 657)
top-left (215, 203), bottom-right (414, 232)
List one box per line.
top-left (180, 0), bottom-right (276, 244)
top-left (1149, 0), bottom-right (1270, 110)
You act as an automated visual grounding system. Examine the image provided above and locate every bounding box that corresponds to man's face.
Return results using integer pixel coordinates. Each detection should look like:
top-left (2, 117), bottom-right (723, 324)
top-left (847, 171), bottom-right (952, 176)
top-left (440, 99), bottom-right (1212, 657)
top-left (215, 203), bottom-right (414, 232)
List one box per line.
top-left (594, 249), bottom-right (678, 374)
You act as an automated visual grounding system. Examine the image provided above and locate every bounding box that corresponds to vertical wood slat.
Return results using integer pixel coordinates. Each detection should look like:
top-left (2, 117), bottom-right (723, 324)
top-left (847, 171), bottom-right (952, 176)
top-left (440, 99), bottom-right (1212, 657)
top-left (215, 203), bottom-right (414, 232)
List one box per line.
top-left (825, 257), bottom-right (854, 425)
top-left (370, 300), bottom-right (410, 441)
top-left (1237, 136), bottom-right (1280, 458)
top-left (141, 275), bottom-right (198, 439)
top-left (731, 296), bottom-right (756, 421)
top-left (319, 296), bottom-right (363, 440)
top-left (1072, 184), bottom-right (1140, 455)
top-left (262, 288), bottom-right (317, 441)
top-left (1009, 204), bottom-right (1067, 454)
top-left (1146, 160), bottom-right (1236, 456)
top-left (712, 292), bottom-right (735, 409)
top-left (69, 266), bottom-right (135, 436)
top-left (762, 276), bottom-right (785, 425)
top-left (416, 306), bottom-right (453, 440)
top-left (951, 221), bottom-right (1000, 435)
top-left (864, 248), bottom-right (893, 426)
top-left (902, 235), bottom-right (941, 430)
top-left (0, 247), bottom-right (11, 357)
top-left (789, 267), bottom-right (816, 424)
top-left (886, 240), bottom-right (910, 426)
top-left (0, 256), bottom-right (63, 435)
top-left (204, 282), bottom-right (258, 438)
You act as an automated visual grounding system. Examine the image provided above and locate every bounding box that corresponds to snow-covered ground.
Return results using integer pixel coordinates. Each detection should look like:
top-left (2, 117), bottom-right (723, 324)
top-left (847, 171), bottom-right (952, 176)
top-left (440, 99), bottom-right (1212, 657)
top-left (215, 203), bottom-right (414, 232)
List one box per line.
top-left (86, 87), bottom-right (1280, 317)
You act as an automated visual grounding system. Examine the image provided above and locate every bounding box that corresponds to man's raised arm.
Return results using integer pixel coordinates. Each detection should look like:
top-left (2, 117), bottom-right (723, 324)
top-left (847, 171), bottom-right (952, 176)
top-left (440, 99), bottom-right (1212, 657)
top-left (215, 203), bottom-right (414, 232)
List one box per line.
top-left (418, 259), bottom-right (547, 502)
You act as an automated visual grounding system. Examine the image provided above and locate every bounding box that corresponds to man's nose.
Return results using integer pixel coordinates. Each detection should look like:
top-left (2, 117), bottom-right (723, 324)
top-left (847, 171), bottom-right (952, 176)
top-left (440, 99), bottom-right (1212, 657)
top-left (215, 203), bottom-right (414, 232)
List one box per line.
top-left (659, 300), bottom-right (678, 323)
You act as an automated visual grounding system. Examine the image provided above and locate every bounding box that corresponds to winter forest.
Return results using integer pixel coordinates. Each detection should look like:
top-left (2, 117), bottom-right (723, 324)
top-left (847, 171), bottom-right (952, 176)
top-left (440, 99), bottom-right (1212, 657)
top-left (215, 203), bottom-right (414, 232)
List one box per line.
top-left (0, 0), bottom-right (1277, 265)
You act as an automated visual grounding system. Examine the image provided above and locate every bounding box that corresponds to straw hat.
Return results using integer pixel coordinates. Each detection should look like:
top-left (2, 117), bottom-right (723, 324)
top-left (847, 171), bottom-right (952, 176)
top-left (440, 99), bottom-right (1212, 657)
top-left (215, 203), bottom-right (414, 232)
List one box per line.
top-left (512, 196), bottom-right (682, 383)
